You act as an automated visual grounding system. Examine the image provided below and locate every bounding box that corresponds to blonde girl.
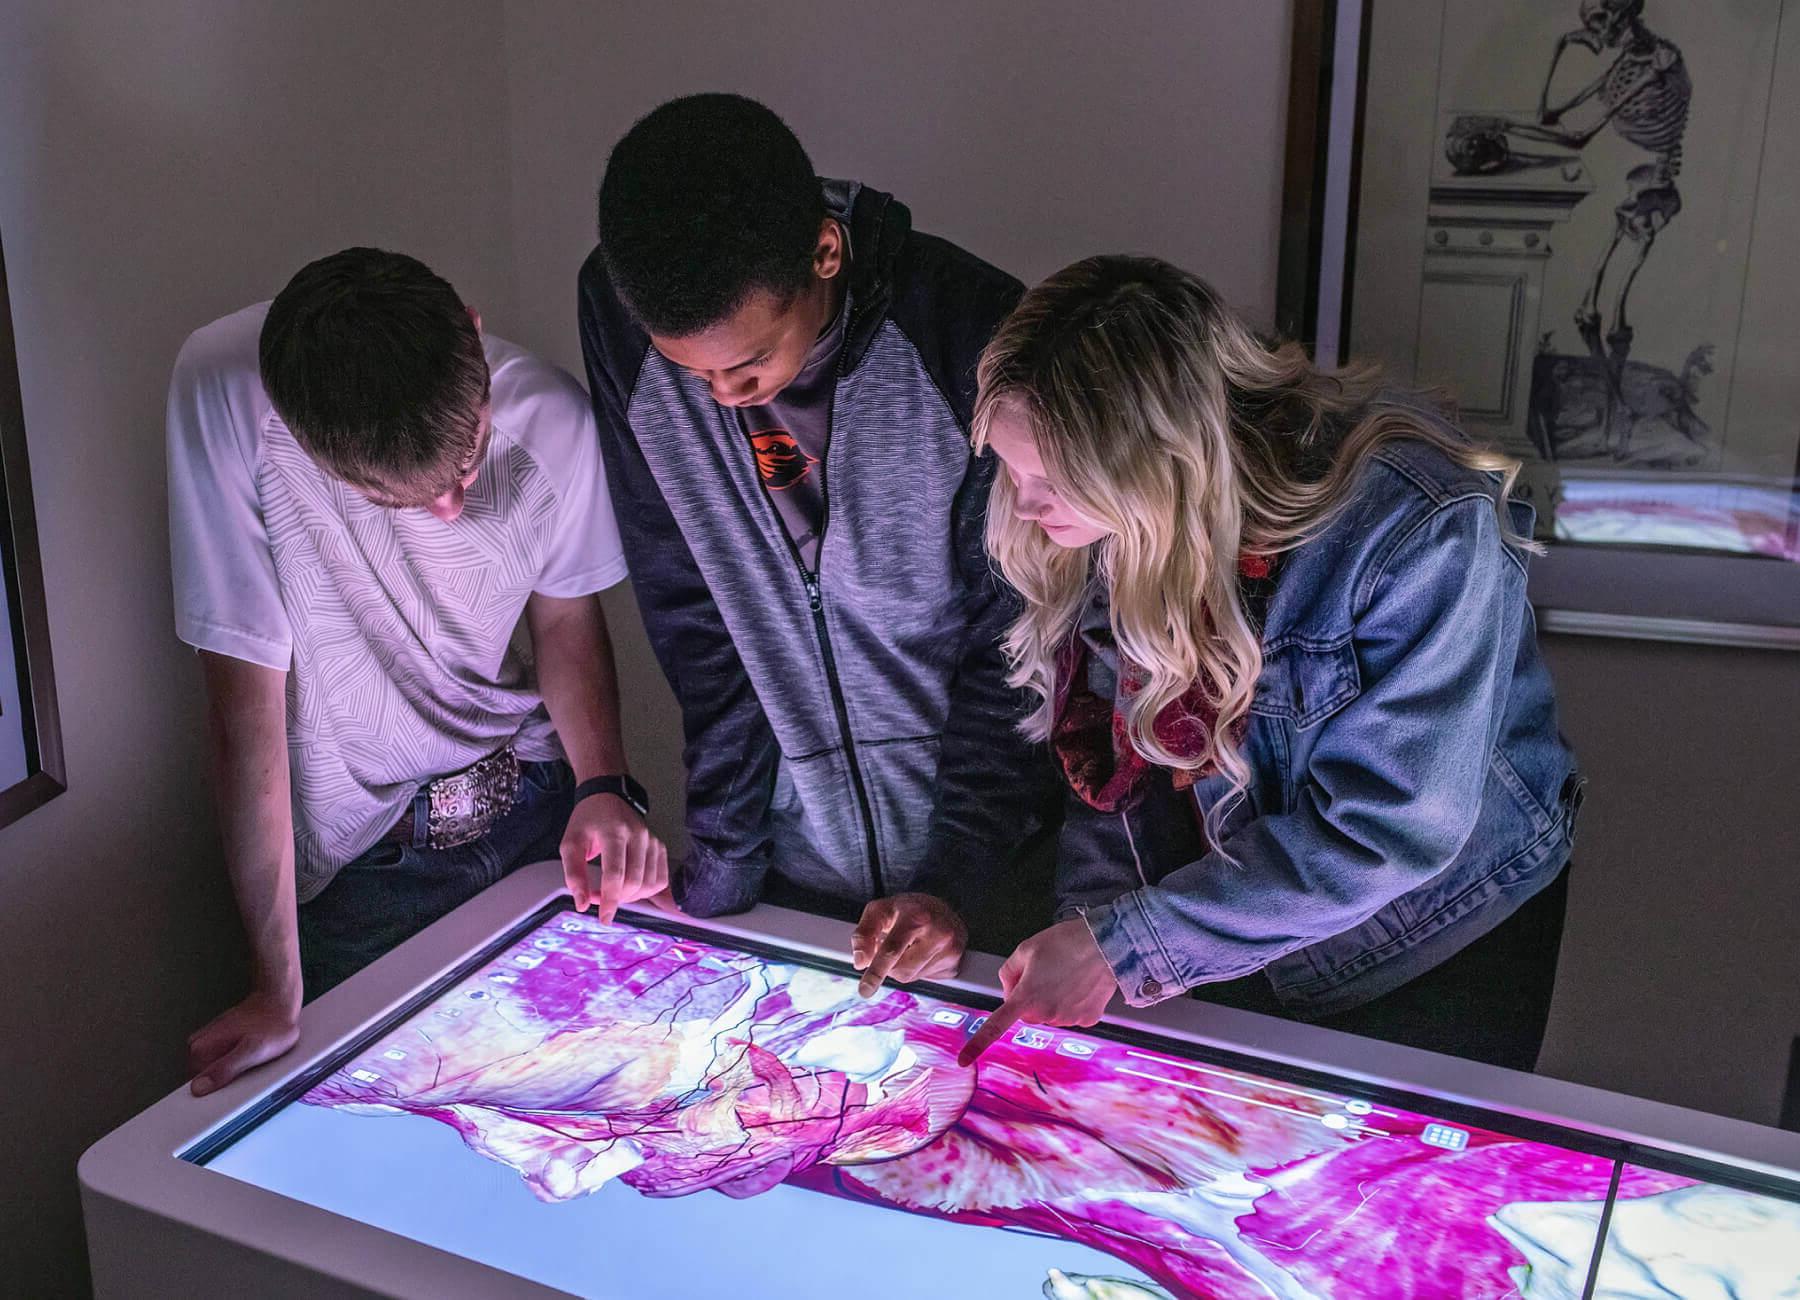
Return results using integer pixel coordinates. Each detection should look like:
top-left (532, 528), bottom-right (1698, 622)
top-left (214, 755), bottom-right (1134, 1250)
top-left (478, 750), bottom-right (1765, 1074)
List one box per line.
top-left (960, 256), bottom-right (1582, 1070)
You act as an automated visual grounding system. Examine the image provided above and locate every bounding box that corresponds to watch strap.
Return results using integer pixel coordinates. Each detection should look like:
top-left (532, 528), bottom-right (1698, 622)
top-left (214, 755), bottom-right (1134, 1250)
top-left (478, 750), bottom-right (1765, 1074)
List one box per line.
top-left (571, 774), bottom-right (650, 819)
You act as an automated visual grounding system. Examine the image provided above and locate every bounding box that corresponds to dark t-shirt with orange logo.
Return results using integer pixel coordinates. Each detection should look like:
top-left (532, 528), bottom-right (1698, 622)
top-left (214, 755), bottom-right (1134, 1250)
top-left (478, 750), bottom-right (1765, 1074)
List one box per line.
top-left (737, 277), bottom-right (851, 573)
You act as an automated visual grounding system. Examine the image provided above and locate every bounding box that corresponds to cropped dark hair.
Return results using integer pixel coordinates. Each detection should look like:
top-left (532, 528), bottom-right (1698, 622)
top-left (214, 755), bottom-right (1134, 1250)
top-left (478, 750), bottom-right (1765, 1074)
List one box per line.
top-left (598, 94), bottom-right (824, 337)
top-left (259, 248), bottom-right (489, 497)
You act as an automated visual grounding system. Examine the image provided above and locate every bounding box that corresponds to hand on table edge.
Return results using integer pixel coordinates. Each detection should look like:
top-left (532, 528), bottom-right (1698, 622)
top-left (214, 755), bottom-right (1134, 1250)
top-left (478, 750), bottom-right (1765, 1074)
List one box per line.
top-left (851, 892), bottom-right (969, 998)
top-left (187, 977), bottom-right (303, 1097)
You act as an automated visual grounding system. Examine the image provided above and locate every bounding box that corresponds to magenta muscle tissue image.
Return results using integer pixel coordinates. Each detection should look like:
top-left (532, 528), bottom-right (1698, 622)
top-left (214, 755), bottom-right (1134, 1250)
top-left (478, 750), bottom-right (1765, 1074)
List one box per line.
top-left (210, 912), bottom-right (1799, 1299)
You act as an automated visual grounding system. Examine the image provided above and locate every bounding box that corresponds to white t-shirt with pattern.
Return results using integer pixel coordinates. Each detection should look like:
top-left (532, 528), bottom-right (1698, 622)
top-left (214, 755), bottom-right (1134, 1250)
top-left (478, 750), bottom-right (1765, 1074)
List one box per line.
top-left (167, 303), bottom-right (626, 902)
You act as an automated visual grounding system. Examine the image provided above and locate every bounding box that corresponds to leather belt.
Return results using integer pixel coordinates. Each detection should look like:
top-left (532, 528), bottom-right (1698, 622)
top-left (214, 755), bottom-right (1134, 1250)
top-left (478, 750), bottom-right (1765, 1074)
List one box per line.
top-left (382, 747), bottom-right (521, 850)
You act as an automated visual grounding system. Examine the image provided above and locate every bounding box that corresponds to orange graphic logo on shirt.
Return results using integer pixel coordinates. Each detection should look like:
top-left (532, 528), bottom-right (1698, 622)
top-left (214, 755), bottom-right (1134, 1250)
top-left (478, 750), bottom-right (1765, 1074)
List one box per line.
top-left (748, 429), bottom-right (818, 491)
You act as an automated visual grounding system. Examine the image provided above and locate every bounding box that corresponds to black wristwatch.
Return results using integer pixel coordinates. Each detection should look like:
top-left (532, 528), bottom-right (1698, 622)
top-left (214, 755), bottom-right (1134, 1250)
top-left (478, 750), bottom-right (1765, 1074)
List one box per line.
top-left (571, 774), bottom-right (650, 819)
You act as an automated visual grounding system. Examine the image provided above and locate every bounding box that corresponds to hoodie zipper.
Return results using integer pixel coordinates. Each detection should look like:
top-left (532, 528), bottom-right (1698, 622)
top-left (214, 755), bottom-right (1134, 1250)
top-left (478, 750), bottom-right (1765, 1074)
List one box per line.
top-left (800, 565), bottom-right (885, 898)
top-left (745, 277), bottom-right (886, 899)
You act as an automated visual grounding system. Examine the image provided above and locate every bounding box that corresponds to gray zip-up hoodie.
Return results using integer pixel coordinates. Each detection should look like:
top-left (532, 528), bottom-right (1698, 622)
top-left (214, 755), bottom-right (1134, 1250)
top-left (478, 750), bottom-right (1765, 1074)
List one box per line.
top-left (577, 180), bottom-right (1056, 917)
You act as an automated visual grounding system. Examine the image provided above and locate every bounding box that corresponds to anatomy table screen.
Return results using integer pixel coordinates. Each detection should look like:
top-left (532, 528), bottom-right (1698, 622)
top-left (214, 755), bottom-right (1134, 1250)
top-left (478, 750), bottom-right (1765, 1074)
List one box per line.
top-left (195, 909), bottom-right (1799, 1299)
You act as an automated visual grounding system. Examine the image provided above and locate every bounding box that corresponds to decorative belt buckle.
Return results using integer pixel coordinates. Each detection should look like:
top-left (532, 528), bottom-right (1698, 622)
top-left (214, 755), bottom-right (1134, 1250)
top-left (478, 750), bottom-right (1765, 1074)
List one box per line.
top-left (426, 747), bottom-right (520, 850)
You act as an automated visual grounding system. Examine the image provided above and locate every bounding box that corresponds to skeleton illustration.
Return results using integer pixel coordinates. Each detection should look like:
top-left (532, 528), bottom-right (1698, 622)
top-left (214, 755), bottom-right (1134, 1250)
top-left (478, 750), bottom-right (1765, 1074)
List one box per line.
top-left (1509, 0), bottom-right (1691, 377)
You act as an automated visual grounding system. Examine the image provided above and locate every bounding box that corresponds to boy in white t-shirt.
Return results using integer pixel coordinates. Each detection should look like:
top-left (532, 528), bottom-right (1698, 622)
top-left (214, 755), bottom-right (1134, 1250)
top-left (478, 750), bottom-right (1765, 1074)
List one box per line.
top-left (169, 248), bottom-right (669, 1095)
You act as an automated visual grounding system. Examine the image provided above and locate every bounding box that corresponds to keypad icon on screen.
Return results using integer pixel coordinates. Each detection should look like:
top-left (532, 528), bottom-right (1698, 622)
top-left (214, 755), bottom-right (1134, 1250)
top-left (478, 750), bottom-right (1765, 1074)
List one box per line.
top-left (929, 1009), bottom-right (967, 1028)
top-left (1420, 1123), bottom-right (1469, 1151)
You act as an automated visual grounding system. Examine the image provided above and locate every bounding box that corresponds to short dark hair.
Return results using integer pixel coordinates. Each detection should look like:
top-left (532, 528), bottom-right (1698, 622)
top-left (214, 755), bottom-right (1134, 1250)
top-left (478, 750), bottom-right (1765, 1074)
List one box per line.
top-left (598, 94), bottom-right (824, 337)
top-left (259, 247), bottom-right (489, 498)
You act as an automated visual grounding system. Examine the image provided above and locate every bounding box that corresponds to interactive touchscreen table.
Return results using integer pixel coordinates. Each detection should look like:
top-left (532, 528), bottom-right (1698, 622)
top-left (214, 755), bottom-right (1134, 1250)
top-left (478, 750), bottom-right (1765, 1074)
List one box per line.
top-left (83, 861), bottom-right (1800, 1299)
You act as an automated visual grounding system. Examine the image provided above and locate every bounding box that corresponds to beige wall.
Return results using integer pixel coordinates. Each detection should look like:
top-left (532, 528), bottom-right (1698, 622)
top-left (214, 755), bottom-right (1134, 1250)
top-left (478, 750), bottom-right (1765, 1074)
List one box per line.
top-left (1536, 636), bottom-right (1800, 1126)
top-left (500, 0), bottom-right (1292, 359)
top-left (0, 3), bottom-right (516, 1293)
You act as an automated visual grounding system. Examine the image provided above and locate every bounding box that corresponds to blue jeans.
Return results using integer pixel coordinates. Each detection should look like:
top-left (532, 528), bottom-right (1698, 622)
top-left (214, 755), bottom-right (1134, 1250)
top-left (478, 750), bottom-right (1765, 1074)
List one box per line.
top-left (298, 760), bottom-right (574, 1000)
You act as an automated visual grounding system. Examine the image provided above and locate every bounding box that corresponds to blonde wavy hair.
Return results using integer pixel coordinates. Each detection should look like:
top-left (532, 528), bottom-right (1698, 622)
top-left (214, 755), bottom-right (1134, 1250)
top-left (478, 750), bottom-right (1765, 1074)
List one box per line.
top-left (972, 255), bottom-right (1534, 838)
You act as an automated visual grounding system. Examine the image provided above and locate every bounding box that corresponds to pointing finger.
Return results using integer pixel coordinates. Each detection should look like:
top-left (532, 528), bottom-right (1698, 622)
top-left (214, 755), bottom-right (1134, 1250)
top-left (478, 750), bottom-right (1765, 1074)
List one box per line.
top-left (958, 999), bottom-right (1026, 1068)
top-left (560, 838), bottom-right (590, 912)
top-left (858, 924), bottom-right (923, 999)
top-left (850, 899), bottom-right (897, 971)
top-left (596, 833), bottom-right (629, 923)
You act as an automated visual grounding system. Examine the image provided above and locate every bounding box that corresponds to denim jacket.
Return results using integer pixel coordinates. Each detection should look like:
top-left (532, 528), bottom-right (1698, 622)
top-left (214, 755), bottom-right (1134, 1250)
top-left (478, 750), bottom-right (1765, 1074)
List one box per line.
top-left (1063, 436), bottom-right (1581, 1019)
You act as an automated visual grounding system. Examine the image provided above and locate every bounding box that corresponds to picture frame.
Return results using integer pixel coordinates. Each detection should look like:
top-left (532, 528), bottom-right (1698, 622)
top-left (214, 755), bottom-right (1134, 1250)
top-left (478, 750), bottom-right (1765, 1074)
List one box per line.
top-left (1280, 0), bottom-right (1800, 650)
top-left (0, 227), bottom-right (66, 827)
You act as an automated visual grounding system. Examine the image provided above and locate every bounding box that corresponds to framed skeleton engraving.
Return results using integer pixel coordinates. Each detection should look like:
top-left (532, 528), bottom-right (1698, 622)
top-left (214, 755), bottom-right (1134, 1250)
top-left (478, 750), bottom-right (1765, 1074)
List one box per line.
top-left (1284, 0), bottom-right (1799, 647)
top-left (0, 227), bottom-right (65, 827)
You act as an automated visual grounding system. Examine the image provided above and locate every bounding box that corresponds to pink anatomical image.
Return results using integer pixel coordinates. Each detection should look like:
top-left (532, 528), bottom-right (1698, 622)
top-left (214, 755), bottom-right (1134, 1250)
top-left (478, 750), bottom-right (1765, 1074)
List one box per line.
top-left (266, 911), bottom-right (1800, 1296)
top-left (278, 910), bottom-right (1798, 1299)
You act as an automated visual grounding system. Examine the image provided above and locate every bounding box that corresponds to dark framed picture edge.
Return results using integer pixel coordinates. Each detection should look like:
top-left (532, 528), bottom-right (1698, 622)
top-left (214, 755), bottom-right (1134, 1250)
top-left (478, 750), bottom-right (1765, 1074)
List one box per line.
top-left (0, 769), bottom-right (66, 829)
top-left (1274, 0), bottom-right (1800, 652)
top-left (0, 227), bottom-right (67, 829)
top-left (1277, 0), bottom-right (1372, 356)
top-left (1276, 0), bottom-right (1332, 347)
